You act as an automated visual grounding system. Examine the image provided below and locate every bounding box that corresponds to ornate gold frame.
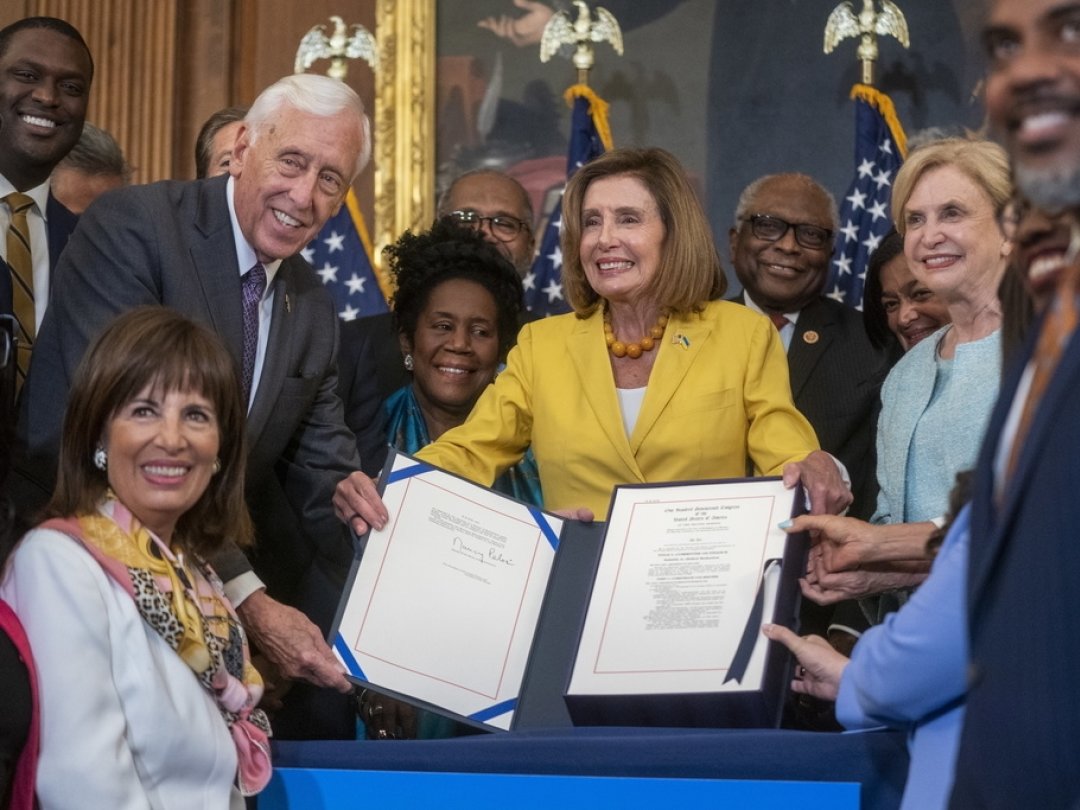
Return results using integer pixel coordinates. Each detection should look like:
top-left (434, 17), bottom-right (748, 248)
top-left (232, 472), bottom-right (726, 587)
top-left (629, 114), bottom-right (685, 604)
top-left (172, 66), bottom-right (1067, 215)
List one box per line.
top-left (374, 0), bottom-right (436, 267)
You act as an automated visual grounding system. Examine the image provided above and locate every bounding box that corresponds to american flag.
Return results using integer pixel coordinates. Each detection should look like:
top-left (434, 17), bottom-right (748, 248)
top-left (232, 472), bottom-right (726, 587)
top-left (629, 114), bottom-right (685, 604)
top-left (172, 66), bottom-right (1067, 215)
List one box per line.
top-left (826, 84), bottom-right (907, 310)
top-left (300, 189), bottom-right (389, 321)
top-left (524, 84), bottom-right (613, 316)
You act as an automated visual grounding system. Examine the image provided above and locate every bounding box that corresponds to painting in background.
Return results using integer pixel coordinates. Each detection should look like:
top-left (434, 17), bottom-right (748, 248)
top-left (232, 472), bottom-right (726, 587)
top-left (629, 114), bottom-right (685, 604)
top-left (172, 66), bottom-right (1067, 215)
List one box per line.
top-left (436, 0), bottom-right (983, 286)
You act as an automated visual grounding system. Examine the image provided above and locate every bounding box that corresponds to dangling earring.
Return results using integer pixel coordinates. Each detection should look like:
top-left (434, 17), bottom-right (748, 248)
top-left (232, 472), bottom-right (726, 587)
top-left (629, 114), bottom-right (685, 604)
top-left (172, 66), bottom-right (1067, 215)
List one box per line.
top-left (212, 458), bottom-right (222, 475)
top-left (93, 444), bottom-right (107, 471)
top-left (404, 354), bottom-right (414, 371)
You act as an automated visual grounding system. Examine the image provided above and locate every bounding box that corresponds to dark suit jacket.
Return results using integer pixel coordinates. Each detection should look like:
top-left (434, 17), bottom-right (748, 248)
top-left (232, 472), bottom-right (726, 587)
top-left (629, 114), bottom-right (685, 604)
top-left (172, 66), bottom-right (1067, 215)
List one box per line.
top-left (949, 316), bottom-right (1080, 807)
top-left (15, 174), bottom-right (361, 600)
top-left (732, 295), bottom-right (890, 521)
top-left (45, 192), bottom-right (78, 276)
top-left (0, 190), bottom-right (77, 324)
top-left (337, 312), bottom-right (401, 477)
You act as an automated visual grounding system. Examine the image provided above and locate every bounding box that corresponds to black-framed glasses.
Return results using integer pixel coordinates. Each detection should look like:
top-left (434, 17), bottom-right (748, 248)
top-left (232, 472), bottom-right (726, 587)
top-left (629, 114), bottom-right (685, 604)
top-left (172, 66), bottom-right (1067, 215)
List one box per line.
top-left (447, 210), bottom-right (530, 242)
top-left (745, 214), bottom-right (833, 250)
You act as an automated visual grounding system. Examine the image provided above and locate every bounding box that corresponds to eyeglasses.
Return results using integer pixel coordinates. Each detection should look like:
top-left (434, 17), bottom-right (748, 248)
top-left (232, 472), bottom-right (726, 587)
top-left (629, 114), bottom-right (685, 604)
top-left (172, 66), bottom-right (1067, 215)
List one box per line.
top-left (744, 214), bottom-right (833, 251)
top-left (447, 210), bottom-right (529, 242)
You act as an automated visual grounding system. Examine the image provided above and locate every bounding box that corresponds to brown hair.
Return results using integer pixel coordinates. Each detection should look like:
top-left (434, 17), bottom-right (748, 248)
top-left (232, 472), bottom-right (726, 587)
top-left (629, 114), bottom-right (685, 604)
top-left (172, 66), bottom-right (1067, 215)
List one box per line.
top-left (560, 147), bottom-right (725, 316)
top-left (45, 307), bottom-right (252, 558)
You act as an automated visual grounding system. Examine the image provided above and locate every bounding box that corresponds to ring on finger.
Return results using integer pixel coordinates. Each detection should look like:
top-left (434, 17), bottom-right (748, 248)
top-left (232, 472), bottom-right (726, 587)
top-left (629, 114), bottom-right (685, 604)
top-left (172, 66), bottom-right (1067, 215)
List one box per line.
top-left (376, 727), bottom-right (389, 740)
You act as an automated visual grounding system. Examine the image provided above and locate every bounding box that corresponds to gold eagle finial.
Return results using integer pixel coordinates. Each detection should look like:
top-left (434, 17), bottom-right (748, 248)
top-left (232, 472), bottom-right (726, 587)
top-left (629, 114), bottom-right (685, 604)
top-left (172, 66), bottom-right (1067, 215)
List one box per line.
top-left (294, 15), bottom-right (379, 80)
top-left (540, 1), bottom-right (623, 85)
top-left (824, 0), bottom-right (909, 86)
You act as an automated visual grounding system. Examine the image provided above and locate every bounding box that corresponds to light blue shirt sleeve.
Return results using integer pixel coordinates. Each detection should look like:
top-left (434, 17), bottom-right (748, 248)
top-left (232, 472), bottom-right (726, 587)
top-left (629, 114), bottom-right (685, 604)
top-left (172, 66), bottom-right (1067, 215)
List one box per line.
top-left (836, 504), bottom-right (970, 729)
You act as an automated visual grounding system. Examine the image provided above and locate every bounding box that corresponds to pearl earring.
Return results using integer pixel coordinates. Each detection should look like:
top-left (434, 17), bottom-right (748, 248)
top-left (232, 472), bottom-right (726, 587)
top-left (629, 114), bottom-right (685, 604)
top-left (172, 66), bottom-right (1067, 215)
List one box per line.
top-left (404, 354), bottom-right (414, 371)
top-left (212, 459), bottom-right (221, 475)
top-left (93, 445), bottom-right (107, 471)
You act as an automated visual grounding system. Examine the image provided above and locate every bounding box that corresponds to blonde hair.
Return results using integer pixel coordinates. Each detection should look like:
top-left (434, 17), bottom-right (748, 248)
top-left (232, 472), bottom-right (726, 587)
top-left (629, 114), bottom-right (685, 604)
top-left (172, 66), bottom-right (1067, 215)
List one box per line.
top-left (892, 137), bottom-right (1012, 235)
top-left (560, 147), bottom-right (725, 316)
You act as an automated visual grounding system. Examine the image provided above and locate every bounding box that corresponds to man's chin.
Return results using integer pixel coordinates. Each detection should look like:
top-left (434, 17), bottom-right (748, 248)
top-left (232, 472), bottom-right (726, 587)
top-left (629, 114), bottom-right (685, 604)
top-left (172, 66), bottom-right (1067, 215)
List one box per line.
top-left (1015, 159), bottom-right (1080, 213)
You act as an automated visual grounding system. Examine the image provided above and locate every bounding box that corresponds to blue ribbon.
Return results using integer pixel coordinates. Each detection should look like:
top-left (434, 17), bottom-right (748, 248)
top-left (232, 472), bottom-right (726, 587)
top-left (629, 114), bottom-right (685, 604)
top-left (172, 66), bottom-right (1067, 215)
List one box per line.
top-left (387, 462), bottom-right (432, 484)
top-left (468, 697), bottom-right (518, 723)
top-left (528, 507), bottom-right (561, 551)
top-left (723, 558), bottom-right (781, 685)
top-left (333, 632), bottom-right (367, 680)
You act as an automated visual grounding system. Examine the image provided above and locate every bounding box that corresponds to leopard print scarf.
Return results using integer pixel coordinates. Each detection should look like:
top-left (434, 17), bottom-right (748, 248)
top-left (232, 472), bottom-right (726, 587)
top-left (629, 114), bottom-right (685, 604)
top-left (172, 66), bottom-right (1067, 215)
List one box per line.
top-left (42, 498), bottom-right (272, 795)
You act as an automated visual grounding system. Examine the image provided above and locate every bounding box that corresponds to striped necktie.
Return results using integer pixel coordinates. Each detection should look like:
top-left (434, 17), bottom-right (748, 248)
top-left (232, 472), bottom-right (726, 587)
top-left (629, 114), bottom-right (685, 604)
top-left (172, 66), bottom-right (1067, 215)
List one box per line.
top-left (3, 192), bottom-right (35, 385)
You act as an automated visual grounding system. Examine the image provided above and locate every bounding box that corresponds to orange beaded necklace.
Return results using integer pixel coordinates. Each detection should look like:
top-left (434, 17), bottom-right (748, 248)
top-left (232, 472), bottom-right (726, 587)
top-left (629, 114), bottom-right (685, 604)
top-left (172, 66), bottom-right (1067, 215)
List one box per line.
top-left (603, 309), bottom-right (669, 359)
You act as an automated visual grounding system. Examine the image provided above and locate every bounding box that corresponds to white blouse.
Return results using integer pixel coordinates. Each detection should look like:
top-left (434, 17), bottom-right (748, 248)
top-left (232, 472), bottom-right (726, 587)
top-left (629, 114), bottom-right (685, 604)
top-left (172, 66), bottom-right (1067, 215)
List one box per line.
top-left (0, 528), bottom-right (242, 809)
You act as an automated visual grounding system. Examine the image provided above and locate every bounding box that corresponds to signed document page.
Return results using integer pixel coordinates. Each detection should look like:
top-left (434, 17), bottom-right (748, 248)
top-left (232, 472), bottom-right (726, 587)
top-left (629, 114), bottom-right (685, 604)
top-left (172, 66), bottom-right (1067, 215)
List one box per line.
top-left (569, 479), bottom-right (793, 696)
top-left (334, 453), bottom-right (562, 730)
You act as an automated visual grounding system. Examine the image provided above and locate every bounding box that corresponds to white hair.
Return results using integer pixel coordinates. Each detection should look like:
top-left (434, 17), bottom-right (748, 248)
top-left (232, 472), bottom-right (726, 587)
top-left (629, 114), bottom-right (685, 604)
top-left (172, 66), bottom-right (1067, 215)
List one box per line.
top-left (245, 73), bottom-right (372, 179)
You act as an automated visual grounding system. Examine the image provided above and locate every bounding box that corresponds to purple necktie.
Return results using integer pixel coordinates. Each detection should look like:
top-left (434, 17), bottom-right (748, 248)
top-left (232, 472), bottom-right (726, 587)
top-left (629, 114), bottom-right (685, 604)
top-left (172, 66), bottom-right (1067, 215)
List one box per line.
top-left (241, 263), bottom-right (266, 405)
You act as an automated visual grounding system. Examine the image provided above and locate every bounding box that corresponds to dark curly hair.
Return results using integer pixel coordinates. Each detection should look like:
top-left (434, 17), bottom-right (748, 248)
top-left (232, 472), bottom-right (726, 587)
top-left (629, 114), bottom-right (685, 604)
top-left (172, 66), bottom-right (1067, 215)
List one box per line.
top-left (862, 229), bottom-right (905, 351)
top-left (386, 218), bottom-right (525, 360)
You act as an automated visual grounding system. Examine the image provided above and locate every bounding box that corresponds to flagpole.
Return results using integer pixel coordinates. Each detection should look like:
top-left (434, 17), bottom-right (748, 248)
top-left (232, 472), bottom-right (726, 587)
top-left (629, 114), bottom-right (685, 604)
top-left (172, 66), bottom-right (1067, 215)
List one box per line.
top-left (524, 3), bottom-right (622, 316)
top-left (293, 18), bottom-right (392, 319)
top-left (822, 1), bottom-right (911, 311)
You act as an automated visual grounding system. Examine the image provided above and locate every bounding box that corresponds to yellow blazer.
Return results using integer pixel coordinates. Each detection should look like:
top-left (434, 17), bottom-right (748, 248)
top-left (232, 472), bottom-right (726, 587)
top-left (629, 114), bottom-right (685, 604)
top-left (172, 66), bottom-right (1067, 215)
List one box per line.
top-left (417, 299), bottom-right (819, 519)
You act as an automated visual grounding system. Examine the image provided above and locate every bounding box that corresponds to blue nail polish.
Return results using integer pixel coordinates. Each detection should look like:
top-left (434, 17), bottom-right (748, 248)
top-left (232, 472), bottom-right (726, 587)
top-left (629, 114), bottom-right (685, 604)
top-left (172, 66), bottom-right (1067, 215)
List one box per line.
top-left (777, 519), bottom-right (793, 530)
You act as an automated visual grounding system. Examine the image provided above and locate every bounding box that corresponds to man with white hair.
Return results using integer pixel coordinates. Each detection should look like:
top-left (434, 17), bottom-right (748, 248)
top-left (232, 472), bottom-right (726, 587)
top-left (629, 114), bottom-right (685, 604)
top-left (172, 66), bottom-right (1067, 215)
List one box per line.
top-left (16, 73), bottom-right (374, 737)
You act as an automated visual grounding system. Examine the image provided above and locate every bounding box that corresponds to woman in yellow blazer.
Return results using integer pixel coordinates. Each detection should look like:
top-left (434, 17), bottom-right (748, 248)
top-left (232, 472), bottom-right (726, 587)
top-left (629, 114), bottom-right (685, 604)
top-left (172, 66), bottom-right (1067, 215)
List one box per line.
top-left (337, 147), bottom-right (851, 528)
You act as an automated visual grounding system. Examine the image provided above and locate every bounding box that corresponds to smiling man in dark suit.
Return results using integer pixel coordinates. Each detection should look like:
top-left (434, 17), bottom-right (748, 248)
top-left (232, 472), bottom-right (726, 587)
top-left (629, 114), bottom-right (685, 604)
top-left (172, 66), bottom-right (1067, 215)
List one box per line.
top-left (949, 0), bottom-right (1080, 805)
top-left (15, 72), bottom-right (377, 737)
top-left (729, 173), bottom-right (890, 523)
top-left (0, 17), bottom-right (90, 390)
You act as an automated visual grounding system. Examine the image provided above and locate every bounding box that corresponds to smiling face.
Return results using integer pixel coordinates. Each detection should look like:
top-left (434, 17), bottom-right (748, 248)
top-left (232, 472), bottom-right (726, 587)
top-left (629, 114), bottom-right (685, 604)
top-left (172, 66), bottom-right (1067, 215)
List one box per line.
top-left (1011, 199), bottom-right (1074, 307)
top-left (403, 278), bottom-right (501, 433)
top-left (729, 175), bottom-right (833, 314)
top-left (902, 165), bottom-right (1010, 304)
top-left (103, 384), bottom-right (220, 544)
top-left (229, 104), bottom-right (362, 263)
top-left (579, 174), bottom-right (666, 306)
top-left (984, 0), bottom-right (1080, 210)
top-left (879, 253), bottom-right (951, 350)
top-left (0, 27), bottom-right (92, 190)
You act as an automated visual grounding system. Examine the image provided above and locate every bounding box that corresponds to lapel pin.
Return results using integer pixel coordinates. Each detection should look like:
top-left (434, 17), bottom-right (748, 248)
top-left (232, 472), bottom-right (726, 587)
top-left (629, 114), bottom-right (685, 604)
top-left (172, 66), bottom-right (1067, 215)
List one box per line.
top-left (802, 330), bottom-right (819, 345)
top-left (672, 333), bottom-right (690, 349)
top-left (285, 293), bottom-right (292, 313)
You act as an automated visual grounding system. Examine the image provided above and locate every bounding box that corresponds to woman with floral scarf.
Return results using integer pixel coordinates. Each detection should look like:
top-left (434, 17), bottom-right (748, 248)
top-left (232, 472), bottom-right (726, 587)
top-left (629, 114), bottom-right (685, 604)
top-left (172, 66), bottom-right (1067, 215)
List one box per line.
top-left (1, 307), bottom-right (270, 808)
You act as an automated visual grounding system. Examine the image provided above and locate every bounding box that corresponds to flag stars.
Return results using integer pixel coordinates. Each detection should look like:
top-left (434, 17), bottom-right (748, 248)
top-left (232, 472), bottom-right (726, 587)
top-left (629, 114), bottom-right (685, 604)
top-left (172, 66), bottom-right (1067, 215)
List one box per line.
top-left (833, 254), bottom-right (853, 277)
top-left (339, 304), bottom-right (360, 321)
top-left (323, 231), bottom-right (346, 253)
top-left (857, 158), bottom-right (876, 179)
top-left (522, 271), bottom-right (536, 292)
top-left (880, 139), bottom-right (893, 155)
top-left (547, 245), bottom-right (563, 268)
top-left (840, 220), bottom-right (860, 243)
top-left (542, 279), bottom-right (564, 302)
top-left (873, 170), bottom-right (892, 190)
top-left (846, 189), bottom-right (867, 211)
top-left (316, 262), bottom-right (339, 284)
top-left (862, 231), bottom-right (883, 253)
top-left (826, 285), bottom-right (847, 304)
top-left (345, 273), bottom-right (366, 295)
top-left (869, 200), bottom-right (888, 222)
top-left (300, 246), bottom-right (315, 263)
